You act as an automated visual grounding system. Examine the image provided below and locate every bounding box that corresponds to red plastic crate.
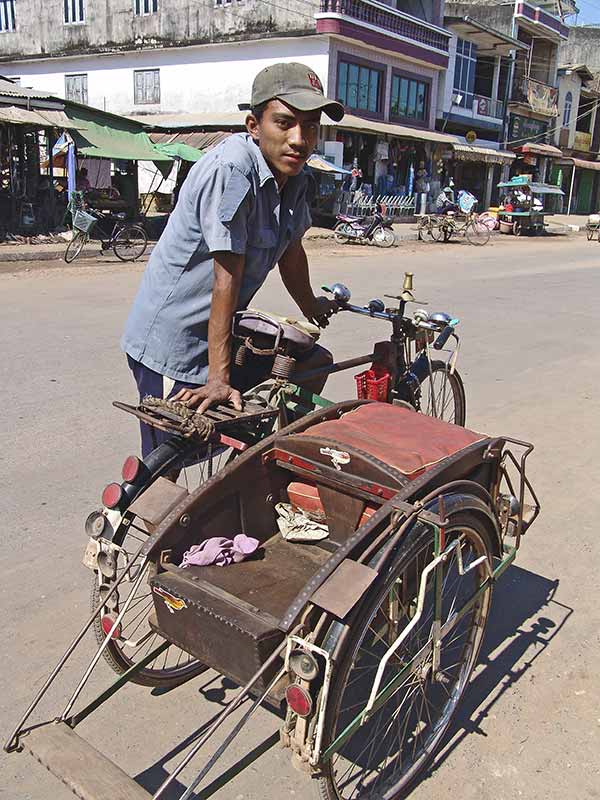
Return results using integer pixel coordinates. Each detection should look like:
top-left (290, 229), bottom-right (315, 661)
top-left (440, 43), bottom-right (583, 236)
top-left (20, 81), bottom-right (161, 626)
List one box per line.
top-left (354, 367), bottom-right (390, 402)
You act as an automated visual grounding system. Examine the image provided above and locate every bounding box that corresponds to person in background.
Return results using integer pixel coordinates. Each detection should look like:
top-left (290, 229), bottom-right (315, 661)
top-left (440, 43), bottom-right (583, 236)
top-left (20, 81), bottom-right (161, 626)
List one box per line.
top-left (76, 167), bottom-right (91, 192)
top-left (436, 179), bottom-right (458, 214)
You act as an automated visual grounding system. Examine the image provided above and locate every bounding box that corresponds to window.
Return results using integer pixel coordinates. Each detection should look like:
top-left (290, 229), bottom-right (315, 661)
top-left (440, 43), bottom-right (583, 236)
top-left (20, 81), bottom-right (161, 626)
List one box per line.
top-left (563, 91), bottom-right (572, 128)
top-left (134, 0), bottom-right (157, 14)
top-left (134, 69), bottom-right (160, 104)
top-left (337, 60), bottom-right (382, 115)
top-left (65, 73), bottom-right (88, 105)
top-left (390, 74), bottom-right (429, 122)
top-left (0, 0), bottom-right (15, 31)
top-left (64, 0), bottom-right (84, 23)
top-left (453, 38), bottom-right (477, 109)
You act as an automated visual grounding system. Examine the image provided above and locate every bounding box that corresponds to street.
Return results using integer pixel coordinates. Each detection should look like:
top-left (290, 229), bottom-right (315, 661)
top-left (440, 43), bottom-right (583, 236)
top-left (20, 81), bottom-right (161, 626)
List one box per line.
top-left (1, 233), bottom-right (598, 800)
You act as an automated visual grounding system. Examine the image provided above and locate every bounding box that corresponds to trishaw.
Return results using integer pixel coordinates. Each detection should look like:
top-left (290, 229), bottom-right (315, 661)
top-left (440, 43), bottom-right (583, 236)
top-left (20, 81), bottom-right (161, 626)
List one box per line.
top-left (5, 275), bottom-right (539, 800)
top-left (497, 176), bottom-right (564, 236)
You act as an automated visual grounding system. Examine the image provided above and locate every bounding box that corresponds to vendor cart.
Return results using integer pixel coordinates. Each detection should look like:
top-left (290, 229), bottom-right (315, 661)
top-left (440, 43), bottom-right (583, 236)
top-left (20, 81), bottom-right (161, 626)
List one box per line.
top-left (497, 176), bottom-right (564, 236)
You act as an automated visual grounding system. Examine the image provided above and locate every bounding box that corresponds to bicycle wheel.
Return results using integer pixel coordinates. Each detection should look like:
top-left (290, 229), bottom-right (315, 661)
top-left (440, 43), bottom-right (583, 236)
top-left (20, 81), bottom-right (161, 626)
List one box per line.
top-left (64, 231), bottom-right (88, 263)
top-left (334, 222), bottom-right (354, 243)
top-left (440, 221), bottom-right (454, 242)
top-left (317, 510), bottom-right (494, 800)
top-left (417, 218), bottom-right (441, 243)
top-left (113, 225), bottom-right (148, 262)
top-left (465, 220), bottom-right (490, 246)
top-left (372, 227), bottom-right (396, 248)
top-left (91, 437), bottom-right (241, 688)
top-left (418, 360), bottom-right (466, 426)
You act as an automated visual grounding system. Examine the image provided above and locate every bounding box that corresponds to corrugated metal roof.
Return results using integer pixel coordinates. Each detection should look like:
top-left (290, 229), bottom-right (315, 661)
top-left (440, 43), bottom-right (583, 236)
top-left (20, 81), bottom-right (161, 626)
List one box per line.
top-left (0, 78), bottom-right (58, 101)
top-left (453, 143), bottom-right (515, 163)
top-left (150, 130), bottom-right (233, 150)
top-left (129, 111), bottom-right (247, 130)
top-left (0, 106), bottom-right (76, 127)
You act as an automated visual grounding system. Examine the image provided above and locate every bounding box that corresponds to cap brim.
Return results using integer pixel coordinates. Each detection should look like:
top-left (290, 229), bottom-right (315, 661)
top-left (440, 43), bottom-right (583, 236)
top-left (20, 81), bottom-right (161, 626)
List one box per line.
top-left (277, 91), bottom-right (345, 122)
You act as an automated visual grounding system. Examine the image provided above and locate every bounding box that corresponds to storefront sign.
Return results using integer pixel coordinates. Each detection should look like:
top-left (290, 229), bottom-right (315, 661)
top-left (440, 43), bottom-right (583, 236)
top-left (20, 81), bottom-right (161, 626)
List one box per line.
top-left (465, 130), bottom-right (477, 144)
top-left (526, 79), bottom-right (558, 117)
top-left (574, 131), bottom-right (592, 152)
top-left (508, 114), bottom-right (548, 143)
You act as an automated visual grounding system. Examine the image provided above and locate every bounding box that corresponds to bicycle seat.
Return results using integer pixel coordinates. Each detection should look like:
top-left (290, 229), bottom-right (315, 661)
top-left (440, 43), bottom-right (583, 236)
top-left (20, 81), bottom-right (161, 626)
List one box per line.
top-left (233, 309), bottom-right (320, 355)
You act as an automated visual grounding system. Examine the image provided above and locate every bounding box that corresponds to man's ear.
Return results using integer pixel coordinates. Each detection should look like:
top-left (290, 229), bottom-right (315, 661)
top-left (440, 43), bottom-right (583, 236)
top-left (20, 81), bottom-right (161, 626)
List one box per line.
top-left (246, 113), bottom-right (260, 142)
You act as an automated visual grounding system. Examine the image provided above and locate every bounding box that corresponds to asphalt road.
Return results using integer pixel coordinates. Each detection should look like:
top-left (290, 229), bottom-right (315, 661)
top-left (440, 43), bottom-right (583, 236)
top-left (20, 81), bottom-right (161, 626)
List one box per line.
top-left (1, 233), bottom-right (598, 800)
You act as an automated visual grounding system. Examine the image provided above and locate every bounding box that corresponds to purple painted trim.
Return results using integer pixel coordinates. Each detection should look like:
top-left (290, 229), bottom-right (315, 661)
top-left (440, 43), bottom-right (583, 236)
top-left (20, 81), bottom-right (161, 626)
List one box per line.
top-left (515, 1), bottom-right (569, 38)
top-left (317, 18), bottom-right (449, 68)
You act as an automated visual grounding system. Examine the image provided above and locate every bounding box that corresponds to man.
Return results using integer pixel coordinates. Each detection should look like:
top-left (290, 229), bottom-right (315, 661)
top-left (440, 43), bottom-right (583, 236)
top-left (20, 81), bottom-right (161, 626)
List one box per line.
top-left (435, 179), bottom-right (457, 214)
top-left (121, 63), bottom-right (344, 456)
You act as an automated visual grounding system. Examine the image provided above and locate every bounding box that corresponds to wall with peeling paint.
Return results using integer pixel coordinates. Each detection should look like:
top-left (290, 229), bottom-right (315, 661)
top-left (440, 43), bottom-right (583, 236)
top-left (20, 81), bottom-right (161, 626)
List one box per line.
top-left (0, 0), bottom-right (318, 62)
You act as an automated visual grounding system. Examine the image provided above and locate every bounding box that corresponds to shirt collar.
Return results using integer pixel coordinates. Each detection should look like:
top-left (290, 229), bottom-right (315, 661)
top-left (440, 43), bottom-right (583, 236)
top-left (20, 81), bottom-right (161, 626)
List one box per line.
top-left (247, 136), bottom-right (276, 187)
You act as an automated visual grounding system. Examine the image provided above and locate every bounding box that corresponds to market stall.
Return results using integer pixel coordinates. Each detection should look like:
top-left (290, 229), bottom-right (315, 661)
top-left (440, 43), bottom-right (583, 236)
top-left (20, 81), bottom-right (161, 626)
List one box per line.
top-left (497, 176), bottom-right (564, 235)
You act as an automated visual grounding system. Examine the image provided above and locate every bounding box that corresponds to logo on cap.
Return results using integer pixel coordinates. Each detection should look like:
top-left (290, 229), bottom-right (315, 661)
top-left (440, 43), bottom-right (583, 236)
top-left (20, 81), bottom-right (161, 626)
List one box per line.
top-left (307, 72), bottom-right (323, 92)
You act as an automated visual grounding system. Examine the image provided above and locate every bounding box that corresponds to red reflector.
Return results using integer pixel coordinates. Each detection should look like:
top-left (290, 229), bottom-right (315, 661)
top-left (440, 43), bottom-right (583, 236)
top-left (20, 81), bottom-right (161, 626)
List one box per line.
top-left (102, 482), bottom-right (123, 509)
top-left (285, 684), bottom-right (313, 717)
top-left (101, 614), bottom-right (122, 640)
top-left (121, 455), bottom-right (141, 482)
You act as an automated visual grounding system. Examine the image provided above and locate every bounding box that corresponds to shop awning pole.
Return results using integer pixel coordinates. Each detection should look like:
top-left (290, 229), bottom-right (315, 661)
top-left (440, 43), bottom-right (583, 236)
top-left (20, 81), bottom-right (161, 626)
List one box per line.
top-left (567, 165), bottom-right (576, 215)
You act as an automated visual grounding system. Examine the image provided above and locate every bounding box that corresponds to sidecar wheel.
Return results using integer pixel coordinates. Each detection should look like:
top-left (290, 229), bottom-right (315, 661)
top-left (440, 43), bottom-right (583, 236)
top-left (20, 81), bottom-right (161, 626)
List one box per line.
top-left (316, 511), bottom-right (494, 800)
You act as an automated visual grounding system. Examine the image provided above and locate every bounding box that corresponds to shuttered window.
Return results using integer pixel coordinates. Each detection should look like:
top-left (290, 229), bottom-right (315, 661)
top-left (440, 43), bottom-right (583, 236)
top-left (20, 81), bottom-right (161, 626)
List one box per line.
top-left (64, 0), bottom-right (84, 23)
top-left (134, 69), bottom-right (160, 105)
top-left (0, 0), bottom-right (16, 31)
top-left (65, 73), bottom-right (88, 105)
top-left (134, 0), bottom-right (158, 15)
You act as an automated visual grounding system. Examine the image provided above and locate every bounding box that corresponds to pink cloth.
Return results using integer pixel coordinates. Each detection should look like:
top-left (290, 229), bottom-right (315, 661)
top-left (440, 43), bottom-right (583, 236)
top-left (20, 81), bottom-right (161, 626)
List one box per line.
top-left (180, 535), bottom-right (260, 568)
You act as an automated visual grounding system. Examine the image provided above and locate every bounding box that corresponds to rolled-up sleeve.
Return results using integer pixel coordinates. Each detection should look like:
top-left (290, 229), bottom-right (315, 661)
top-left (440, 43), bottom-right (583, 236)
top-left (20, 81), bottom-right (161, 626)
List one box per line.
top-left (197, 162), bottom-right (252, 254)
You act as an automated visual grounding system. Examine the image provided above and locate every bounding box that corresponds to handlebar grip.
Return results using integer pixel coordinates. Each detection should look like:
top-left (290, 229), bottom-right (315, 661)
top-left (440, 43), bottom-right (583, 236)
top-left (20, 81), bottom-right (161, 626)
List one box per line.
top-left (433, 325), bottom-right (454, 350)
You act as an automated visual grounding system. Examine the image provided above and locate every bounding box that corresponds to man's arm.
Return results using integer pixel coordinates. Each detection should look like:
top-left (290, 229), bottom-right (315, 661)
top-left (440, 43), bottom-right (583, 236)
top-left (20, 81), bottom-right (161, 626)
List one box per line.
top-left (172, 252), bottom-right (244, 413)
top-left (279, 238), bottom-right (335, 326)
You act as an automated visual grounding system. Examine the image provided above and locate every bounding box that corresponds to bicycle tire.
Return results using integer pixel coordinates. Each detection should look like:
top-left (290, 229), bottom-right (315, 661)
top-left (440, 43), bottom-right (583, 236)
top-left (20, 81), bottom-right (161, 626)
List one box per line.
top-left (91, 437), bottom-right (240, 688)
top-left (113, 225), bottom-right (148, 262)
top-left (317, 509), bottom-right (494, 800)
top-left (419, 360), bottom-right (466, 425)
top-left (64, 231), bottom-right (87, 263)
top-left (465, 220), bottom-right (490, 246)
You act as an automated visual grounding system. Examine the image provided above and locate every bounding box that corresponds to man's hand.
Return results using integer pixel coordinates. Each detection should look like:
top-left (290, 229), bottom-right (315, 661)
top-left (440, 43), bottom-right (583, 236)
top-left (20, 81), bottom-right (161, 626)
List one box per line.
top-left (171, 379), bottom-right (243, 415)
top-left (303, 295), bottom-right (337, 328)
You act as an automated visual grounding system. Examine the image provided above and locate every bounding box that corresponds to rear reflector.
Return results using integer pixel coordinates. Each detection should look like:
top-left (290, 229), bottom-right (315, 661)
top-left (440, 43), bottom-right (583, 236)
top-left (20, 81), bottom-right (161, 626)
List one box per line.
top-left (121, 455), bottom-right (141, 483)
top-left (101, 614), bottom-right (122, 640)
top-left (102, 483), bottom-right (123, 509)
top-left (285, 683), bottom-right (313, 717)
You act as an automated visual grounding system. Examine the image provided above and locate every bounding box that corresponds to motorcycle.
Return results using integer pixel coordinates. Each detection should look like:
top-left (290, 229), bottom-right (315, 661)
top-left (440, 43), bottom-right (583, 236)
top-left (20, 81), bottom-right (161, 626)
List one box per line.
top-left (333, 206), bottom-right (396, 248)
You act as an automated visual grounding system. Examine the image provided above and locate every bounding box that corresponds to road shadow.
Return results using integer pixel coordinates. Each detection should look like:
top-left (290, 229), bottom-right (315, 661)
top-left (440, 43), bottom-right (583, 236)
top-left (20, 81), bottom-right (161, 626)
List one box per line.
top-left (407, 564), bottom-right (572, 796)
top-left (136, 564), bottom-right (571, 800)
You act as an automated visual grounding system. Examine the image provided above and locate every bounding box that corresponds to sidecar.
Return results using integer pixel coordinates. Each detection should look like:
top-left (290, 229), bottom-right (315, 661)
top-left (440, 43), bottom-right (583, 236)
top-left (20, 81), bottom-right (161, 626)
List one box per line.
top-left (6, 400), bottom-right (538, 800)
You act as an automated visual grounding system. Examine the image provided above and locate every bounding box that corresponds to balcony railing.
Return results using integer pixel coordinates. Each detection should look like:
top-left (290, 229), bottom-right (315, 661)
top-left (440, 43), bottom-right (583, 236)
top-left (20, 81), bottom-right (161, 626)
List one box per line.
top-left (511, 76), bottom-right (558, 117)
top-left (453, 93), bottom-right (504, 120)
top-left (318, 0), bottom-right (450, 52)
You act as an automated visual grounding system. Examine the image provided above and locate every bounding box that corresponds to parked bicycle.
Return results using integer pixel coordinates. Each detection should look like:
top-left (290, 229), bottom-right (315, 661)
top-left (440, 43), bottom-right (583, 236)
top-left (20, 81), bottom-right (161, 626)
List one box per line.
top-left (65, 207), bottom-right (148, 263)
top-left (438, 211), bottom-right (491, 246)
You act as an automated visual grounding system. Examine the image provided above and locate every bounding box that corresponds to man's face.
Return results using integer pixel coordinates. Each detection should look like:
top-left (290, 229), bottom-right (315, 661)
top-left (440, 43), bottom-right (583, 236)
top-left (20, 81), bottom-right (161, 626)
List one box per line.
top-left (247, 99), bottom-right (320, 184)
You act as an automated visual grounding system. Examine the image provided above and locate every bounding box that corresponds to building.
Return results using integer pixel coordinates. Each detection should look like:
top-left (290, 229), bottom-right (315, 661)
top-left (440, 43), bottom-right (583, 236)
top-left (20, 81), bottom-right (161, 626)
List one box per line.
top-left (436, 13), bottom-right (528, 206)
top-left (551, 63), bottom-right (600, 213)
top-left (0, 0), bottom-right (465, 203)
top-left (447, 0), bottom-right (568, 181)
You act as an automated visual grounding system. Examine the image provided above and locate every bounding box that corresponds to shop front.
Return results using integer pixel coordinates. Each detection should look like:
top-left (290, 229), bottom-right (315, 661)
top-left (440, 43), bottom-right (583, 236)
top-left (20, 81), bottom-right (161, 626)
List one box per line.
top-left (444, 144), bottom-right (515, 209)
top-left (552, 157), bottom-right (600, 215)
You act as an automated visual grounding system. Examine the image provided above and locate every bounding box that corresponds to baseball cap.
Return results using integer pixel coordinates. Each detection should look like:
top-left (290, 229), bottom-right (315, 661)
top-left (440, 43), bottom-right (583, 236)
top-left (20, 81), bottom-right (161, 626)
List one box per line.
top-left (241, 62), bottom-right (344, 122)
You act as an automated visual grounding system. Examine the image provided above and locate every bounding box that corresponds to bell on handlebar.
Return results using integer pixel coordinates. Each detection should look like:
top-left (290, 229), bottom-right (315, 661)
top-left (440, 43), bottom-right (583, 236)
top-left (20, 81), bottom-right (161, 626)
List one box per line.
top-left (368, 299), bottom-right (385, 314)
top-left (324, 283), bottom-right (351, 303)
top-left (430, 312), bottom-right (453, 326)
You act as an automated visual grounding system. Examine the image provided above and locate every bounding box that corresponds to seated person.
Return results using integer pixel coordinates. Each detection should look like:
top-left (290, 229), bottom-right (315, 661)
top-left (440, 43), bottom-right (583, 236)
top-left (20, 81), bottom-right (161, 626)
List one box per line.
top-left (436, 181), bottom-right (458, 214)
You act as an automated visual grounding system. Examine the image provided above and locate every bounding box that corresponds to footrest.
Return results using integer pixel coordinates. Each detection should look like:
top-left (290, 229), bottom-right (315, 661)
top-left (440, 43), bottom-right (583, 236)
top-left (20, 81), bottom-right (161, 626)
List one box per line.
top-left (24, 722), bottom-right (151, 800)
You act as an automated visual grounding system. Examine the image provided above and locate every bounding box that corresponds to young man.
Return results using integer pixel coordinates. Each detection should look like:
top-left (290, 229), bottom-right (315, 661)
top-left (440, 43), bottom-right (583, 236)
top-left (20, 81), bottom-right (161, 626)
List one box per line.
top-left (121, 63), bottom-right (344, 456)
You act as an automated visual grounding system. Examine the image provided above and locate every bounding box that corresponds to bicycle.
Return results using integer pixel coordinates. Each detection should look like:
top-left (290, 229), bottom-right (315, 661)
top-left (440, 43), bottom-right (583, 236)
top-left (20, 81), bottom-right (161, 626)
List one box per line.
top-left (416, 214), bottom-right (443, 242)
top-left (438, 210), bottom-right (491, 246)
top-left (65, 207), bottom-right (148, 264)
top-left (86, 272), bottom-right (466, 688)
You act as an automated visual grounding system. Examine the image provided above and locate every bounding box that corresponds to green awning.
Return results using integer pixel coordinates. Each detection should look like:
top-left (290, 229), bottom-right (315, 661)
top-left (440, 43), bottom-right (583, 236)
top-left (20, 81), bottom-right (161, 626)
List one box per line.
top-left (67, 108), bottom-right (173, 162)
top-left (153, 141), bottom-right (204, 161)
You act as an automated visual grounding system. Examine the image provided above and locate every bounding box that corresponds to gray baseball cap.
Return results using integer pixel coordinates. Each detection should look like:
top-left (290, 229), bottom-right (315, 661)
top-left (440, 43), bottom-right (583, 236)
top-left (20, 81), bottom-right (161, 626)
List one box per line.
top-left (244, 62), bottom-right (344, 122)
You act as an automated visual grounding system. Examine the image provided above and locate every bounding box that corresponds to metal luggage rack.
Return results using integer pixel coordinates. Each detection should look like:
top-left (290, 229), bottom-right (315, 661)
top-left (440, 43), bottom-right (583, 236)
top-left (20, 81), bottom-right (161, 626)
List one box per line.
top-left (113, 396), bottom-right (279, 440)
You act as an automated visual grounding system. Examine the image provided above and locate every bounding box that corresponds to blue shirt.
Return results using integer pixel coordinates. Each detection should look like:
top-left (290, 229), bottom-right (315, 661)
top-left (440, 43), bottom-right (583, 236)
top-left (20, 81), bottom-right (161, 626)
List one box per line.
top-left (121, 132), bottom-right (312, 383)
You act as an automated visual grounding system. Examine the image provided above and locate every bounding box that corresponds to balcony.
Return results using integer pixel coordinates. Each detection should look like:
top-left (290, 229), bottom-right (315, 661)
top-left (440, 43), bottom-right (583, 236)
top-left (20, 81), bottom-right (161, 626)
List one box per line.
top-left (316, 0), bottom-right (451, 67)
top-left (452, 93), bottom-right (504, 122)
top-left (511, 77), bottom-right (558, 117)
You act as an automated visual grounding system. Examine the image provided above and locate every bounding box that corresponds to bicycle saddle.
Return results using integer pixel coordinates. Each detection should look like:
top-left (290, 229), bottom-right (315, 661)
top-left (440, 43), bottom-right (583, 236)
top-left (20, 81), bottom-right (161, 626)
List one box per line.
top-left (233, 309), bottom-right (320, 355)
